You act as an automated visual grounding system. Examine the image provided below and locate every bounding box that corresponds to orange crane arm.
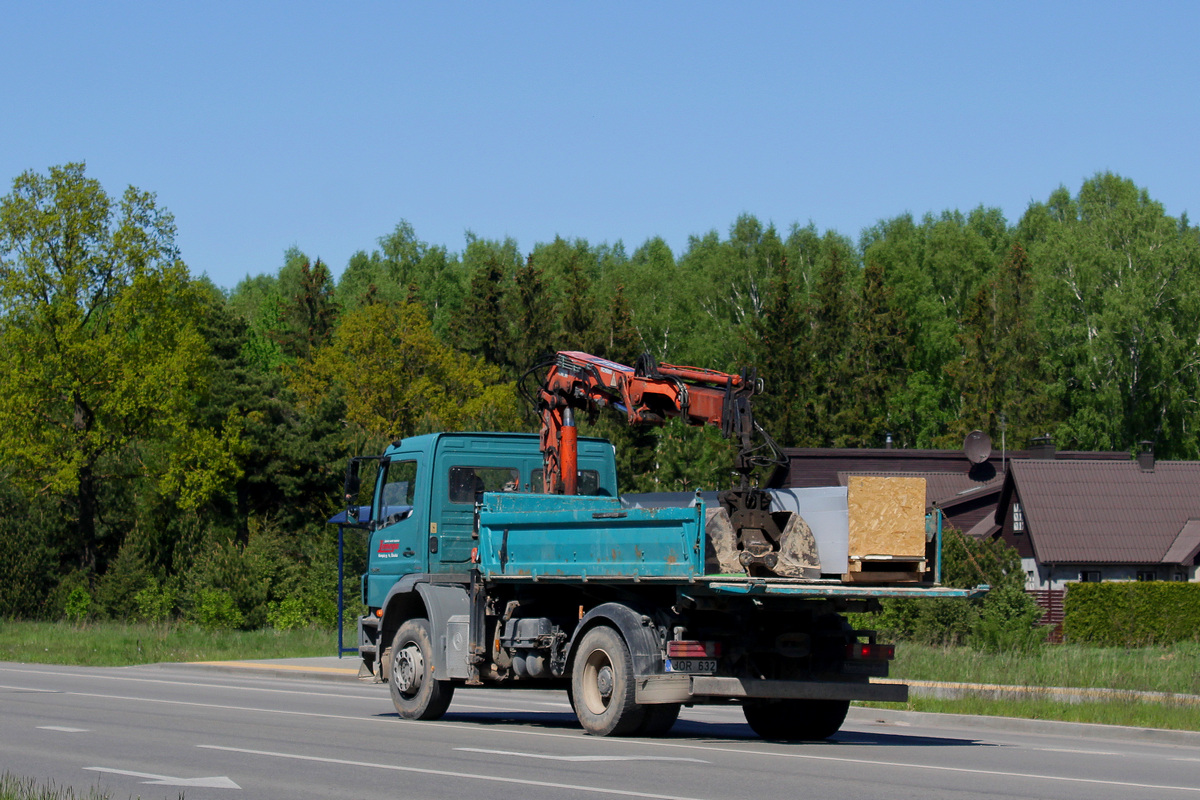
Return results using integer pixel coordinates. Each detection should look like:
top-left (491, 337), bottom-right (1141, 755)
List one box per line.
top-left (533, 351), bottom-right (779, 495)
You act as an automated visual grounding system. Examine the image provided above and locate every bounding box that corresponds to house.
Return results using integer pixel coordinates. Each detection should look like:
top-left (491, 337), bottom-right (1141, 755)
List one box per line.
top-left (770, 437), bottom-right (1126, 541)
top-left (992, 449), bottom-right (1200, 589)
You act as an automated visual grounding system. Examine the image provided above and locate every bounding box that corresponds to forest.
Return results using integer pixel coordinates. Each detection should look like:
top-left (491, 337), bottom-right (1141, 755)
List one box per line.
top-left (2, 162), bottom-right (1198, 626)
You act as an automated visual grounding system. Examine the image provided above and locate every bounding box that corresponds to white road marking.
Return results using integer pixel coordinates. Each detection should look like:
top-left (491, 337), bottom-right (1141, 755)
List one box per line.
top-left (1030, 747), bottom-right (1122, 756)
top-left (83, 766), bottom-right (240, 789)
top-left (7, 679), bottom-right (1200, 794)
top-left (38, 726), bottom-right (89, 732)
top-left (456, 747), bottom-right (707, 763)
top-left (200, 744), bottom-right (709, 800)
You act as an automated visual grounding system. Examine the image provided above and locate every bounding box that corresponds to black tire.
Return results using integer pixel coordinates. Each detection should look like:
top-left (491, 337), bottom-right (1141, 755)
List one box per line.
top-left (742, 699), bottom-right (850, 741)
top-left (636, 703), bottom-right (681, 736)
top-left (389, 618), bottom-right (454, 720)
top-left (570, 626), bottom-right (646, 736)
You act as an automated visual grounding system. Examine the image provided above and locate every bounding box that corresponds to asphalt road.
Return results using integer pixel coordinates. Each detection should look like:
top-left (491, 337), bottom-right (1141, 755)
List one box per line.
top-left (2, 660), bottom-right (1198, 800)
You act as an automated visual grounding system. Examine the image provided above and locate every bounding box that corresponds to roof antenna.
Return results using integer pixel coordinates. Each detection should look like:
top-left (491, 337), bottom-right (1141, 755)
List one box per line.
top-left (999, 413), bottom-right (1007, 473)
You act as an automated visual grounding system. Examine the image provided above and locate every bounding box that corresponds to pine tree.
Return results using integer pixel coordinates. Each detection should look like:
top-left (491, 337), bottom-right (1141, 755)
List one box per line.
top-left (274, 257), bottom-right (338, 362)
top-left (836, 258), bottom-right (910, 446)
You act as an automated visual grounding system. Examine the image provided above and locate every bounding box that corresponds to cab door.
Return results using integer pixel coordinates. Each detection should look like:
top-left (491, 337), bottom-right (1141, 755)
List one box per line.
top-left (366, 455), bottom-right (426, 607)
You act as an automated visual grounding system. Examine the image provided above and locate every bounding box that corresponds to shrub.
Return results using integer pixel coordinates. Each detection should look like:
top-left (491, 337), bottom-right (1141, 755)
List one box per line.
top-left (1064, 581), bottom-right (1200, 647)
top-left (134, 578), bottom-right (177, 623)
top-left (63, 587), bottom-right (92, 624)
top-left (870, 526), bottom-right (1043, 651)
top-left (192, 588), bottom-right (245, 631)
top-left (0, 485), bottom-right (59, 619)
top-left (94, 543), bottom-right (153, 620)
top-left (267, 597), bottom-right (311, 631)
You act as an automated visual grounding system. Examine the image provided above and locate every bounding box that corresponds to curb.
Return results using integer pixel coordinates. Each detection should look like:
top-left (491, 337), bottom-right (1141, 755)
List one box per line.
top-left (160, 660), bottom-right (361, 684)
top-left (905, 679), bottom-right (1200, 707)
top-left (850, 706), bottom-right (1200, 747)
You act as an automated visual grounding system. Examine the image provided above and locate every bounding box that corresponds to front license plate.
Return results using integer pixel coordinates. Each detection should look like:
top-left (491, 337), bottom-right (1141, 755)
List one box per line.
top-left (667, 658), bottom-right (717, 673)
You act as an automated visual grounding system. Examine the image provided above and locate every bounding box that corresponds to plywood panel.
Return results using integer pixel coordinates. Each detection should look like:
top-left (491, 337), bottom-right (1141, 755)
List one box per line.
top-left (847, 476), bottom-right (926, 559)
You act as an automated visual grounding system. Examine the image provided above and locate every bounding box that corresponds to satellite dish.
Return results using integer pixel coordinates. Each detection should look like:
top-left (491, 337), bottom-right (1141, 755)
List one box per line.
top-left (964, 430), bottom-right (992, 464)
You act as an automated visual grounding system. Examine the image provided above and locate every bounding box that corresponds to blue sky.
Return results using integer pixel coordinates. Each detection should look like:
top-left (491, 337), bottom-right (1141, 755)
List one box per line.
top-left (3, 2), bottom-right (1196, 291)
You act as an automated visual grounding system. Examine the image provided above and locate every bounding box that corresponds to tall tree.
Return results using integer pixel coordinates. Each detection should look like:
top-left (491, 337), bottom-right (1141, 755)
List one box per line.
top-left (797, 233), bottom-right (857, 445)
top-left (457, 251), bottom-right (511, 369)
top-left (506, 254), bottom-right (554, 374)
top-left (274, 256), bottom-right (338, 361)
top-left (0, 163), bottom-right (239, 572)
top-left (946, 242), bottom-right (1051, 447)
top-left (751, 238), bottom-right (807, 447)
top-left (836, 258), bottom-right (910, 446)
top-left (1019, 174), bottom-right (1200, 456)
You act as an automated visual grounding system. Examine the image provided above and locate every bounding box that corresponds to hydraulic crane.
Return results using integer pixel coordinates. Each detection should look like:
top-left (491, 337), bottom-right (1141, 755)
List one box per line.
top-left (527, 351), bottom-right (794, 574)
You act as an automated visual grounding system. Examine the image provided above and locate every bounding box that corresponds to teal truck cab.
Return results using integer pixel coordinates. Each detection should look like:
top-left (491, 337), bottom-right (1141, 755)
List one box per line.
top-left (351, 431), bottom-right (980, 740)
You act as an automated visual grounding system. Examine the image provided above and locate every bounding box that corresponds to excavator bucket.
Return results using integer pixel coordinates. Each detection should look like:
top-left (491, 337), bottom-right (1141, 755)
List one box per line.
top-left (705, 491), bottom-right (820, 579)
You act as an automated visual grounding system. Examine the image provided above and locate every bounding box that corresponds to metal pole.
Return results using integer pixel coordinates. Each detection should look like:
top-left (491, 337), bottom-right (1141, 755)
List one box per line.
top-left (337, 523), bottom-right (345, 657)
top-left (935, 509), bottom-right (943, 584)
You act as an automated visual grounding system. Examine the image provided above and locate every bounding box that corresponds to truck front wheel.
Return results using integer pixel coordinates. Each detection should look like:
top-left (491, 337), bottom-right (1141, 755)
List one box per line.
top-left (571, 626), bottom-right (646, 736)
top-left (389, 618), bottom-right (454, 721)
top-left (742, 699), bottom-right (849, 741)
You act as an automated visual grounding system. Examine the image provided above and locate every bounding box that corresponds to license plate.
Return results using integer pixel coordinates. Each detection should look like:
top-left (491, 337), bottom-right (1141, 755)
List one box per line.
top-left (667, 658), bottom-right (717, 673)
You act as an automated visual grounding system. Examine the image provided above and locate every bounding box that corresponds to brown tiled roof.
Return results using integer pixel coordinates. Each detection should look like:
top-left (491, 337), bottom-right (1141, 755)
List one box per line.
top-left (836, 470), bottom-right (1003, 510)
top-left (1163, 520), bottom-right (1200, 565)
top-left (1000, 460), bottom-right (1200, 564)
top-left (775, 446), bottom-right (1126, 490)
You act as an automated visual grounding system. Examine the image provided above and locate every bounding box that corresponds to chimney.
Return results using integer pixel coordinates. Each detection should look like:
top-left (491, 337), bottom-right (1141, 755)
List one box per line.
top-left (1030, 434), bottom-right (1055, 460)
top-left (885, 433), bottom-right (893, 449)
top-left (1137, 441), bottom-right (1155, 472)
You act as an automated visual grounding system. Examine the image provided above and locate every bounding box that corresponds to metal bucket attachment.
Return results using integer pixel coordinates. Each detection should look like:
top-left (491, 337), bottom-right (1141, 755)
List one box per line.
top-left (706, 491), bottom-right (820, 579)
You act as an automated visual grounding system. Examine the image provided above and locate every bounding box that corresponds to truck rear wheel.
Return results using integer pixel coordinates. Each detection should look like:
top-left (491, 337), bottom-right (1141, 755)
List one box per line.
top-left (389, 618), bottom-right (454, 721)
top-left (742, 699), bottom-right (849, 741)
top-left (636, 703), bottom-right (681, 736)
top-left (571, 626), bottom-right (646, 736)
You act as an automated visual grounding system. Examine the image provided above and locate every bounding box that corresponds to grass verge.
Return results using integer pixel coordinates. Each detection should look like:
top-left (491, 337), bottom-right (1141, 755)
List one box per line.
top-left (859, 696), bottom-right (1200, 733)
top-left (0, 620), bottom-right (336, 667)
top-left (0, 772), bottom-right (110, 800)
top-left (889, 641), bottom-right (1200, 696)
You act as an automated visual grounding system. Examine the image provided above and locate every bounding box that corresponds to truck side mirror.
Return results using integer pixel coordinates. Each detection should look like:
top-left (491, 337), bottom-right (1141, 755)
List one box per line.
top-left (344, 460), bottom-right (362, 502)
top-left (344, 460), bottom-right (363, 526)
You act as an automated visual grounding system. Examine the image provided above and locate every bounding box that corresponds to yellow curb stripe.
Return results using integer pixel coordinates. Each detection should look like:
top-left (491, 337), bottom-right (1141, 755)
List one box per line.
top-left (193, 661), bottom-right (358, 675)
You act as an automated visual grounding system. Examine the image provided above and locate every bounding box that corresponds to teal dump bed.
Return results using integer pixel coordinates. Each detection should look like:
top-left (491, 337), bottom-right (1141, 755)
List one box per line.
top-left (477, 492), bottom-right (705, 578)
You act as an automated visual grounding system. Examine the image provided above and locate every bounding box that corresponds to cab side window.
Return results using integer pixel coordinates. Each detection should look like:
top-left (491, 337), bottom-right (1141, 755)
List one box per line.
top-left (448, 466), bottom-right (520, 503)
top-left (530, 468), bottom-right (603, 495)
top-left (378, 459), bottom-right (417, 525)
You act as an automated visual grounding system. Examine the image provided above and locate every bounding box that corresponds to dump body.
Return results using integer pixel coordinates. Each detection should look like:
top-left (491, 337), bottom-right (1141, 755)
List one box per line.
top-left (477, 492), bottom-right (706, 579)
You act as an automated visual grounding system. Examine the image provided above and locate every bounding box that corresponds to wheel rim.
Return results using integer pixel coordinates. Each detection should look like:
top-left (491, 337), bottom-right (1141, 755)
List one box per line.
top-left (581, 646), bottom-right (615, 715)
top-left (393, 643), bottom-right (424, 697)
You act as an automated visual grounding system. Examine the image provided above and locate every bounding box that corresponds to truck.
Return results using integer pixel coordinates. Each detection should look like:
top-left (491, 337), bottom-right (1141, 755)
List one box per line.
top-left (344, 353), bottom-right (983, 739)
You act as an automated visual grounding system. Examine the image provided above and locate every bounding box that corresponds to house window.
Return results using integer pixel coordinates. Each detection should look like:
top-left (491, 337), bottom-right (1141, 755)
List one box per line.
top-left (1079, 570), bottom-right (1101, 583)
top-left (1174, 572), bottom-right (1187, 582)
top-left (1012, 502), bottom-right (1024, 533)
top-left (1136, 570), bottom-right (1157, 582)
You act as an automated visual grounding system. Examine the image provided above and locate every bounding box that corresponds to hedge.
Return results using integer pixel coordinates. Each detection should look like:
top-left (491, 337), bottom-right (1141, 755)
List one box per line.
top-left (1063, 582), bottom-right (1200, 646)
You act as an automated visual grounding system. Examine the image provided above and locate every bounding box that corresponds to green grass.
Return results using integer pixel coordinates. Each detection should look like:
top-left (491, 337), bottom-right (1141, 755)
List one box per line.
top-left (890, 641), bottom-right (1200, 696)
top-left (862, 640), bottom-right (1200, 732)
top-left (0, 620), bottom-right (336, 667)
top-left (0, 772), bottom-right (111, 800)
top-left (861, 696), bottom-right (1200, 733)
